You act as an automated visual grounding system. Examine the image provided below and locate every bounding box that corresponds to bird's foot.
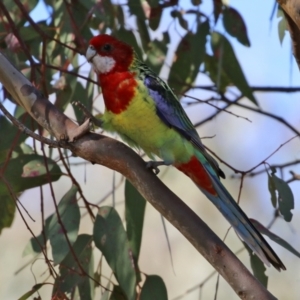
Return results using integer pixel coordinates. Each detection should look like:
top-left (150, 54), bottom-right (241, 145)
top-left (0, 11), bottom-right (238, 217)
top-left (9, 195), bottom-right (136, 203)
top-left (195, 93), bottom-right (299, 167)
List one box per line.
top-left (146, 160), bottom-right (170, 175)
top-left (67, 117), bottom-right (91, 142)
top-left (73, 101), bottom-right (103, 128)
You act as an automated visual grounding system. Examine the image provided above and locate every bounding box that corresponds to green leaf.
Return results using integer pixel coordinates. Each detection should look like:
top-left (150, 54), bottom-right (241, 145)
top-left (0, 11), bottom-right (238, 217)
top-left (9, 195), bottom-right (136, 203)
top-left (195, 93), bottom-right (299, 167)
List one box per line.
top-left (0, 195), bottom-right (15, 234)
top-left (19, 22), bottom-right (54, 43)
top-left (145, 34), bottom-right (169, 75)
top-left (251, 218), bottom-right (300, 258)
top-left (101, 290), bottom-right (111, 300)
top-left (23, 233), bottom-right (44, 256)
top-left (116, 5), bottom-right (125, 27)
top-left (191, 0), bottom-right (202, 5)
top-left (68, 2), bottom-right (94, 49)
top-left (53, 234), bottom-right (94, 299)
top-left (140, 275), bottom-right (168, 300)
top-left (93, 206), bottom-right (137, 300)
top-left (0, 153), bottom-right (61, 233)
top-left (0, 115), bottom-right (27, 160)
top-left (19, 26), bottom-right (41, 42)
top-left (204, 54), bottom-right (231, 93)
top-left (0, 154), bottom-right (62, 196)
top-left (251, 255), bottom-right (268, 287)
top-left (168, 21), bottom-right (210, 95)
top-left (78, 246), bottom-right (94, 300)
top-left (54, 74), bottom-right (79, 112)
top-left (211, 31), bottom-right (257, 105)
top-left (19, 143), bottom-right (34, 155)
top-left (268, 169), bottom-right (294, 222)
top-left (125, 180), bottom-right (146, 261)
top-left (223, 7), bottom-right (250, 47)
top-left (147, 0), bottom-right (163, 30)
top-left (72, 76), bottom-right (94, 123)
top-left (125, 2), bottom-right (150, 50)
top-left (137, 18), bottom-right (151, 51)
top-left (48, 185), bottom-right (80, 264)
top-left (17, 283), bottom-right (45, 300)
top-left (244, 242), bottom-right (268, 287)
top-left (128, 0), bottom-right (146, 19)
top-left (171, 10), bottom-right (188, 30)
top-left (213, 0), bottom-right (223, 23)
top-left (109, 285), bottom-right (127, 300)
top-left (21, 158), bottom-right (53, 178)
top-left (78, 0), bottom-right (99, 10)
top-left (277, 7), bottom-right (288, 44)
top-left (23, 215), bottom-right (53, 256)
top-left (45, 39), bottom-right (63, 67)
top-left (94, 0), bottom-right (116, 31)
top-left (115, 28), bottom-right (143, 59)
top-left (268, 171), bottom-right (277, 208)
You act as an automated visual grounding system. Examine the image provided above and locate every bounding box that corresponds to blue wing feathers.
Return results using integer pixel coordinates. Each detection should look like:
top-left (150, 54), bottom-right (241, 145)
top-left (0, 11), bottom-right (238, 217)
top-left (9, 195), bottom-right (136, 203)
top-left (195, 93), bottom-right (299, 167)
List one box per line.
top-left (144, 75), bottom-right (225, 178)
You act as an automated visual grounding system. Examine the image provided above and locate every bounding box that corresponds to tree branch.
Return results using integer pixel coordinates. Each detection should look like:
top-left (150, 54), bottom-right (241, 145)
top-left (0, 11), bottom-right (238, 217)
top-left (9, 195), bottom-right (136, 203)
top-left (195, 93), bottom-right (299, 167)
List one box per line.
top-left (0, 52), bottom-right (277, 299)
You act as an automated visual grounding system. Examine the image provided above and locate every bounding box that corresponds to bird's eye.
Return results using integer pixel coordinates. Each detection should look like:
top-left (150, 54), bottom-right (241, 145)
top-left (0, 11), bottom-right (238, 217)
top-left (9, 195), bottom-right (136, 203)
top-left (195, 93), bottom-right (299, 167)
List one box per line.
top-left (102, 43), bottom-right (112, 52)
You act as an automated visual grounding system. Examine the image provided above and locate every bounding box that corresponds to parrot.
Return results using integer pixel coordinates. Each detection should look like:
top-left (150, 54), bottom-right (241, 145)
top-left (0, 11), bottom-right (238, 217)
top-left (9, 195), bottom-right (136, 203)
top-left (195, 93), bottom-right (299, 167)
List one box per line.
top-left (86, 34), bottom-right (285, 271)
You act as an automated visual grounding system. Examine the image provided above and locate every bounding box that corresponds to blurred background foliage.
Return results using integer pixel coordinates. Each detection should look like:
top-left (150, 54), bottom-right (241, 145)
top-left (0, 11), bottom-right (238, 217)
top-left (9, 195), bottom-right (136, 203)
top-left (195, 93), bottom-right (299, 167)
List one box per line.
top-left (0, 0), bottom-right (300, 299)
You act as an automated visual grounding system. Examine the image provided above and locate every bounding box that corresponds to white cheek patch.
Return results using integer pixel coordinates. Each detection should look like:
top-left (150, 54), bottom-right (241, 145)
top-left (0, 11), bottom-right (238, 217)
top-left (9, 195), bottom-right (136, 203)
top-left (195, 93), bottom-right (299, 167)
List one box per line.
top-left (92, 55), bottom-right (116, 74)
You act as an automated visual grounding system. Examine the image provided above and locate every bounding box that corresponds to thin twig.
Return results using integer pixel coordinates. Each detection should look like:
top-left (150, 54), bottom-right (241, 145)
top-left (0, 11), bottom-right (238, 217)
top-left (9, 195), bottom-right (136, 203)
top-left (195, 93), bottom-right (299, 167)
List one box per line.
top-left (184, 94), bottom-right (251, 123)
top-left (205, 134), bottom-right (299, 176)
top-left (220, 97), bottom-right (300, 136)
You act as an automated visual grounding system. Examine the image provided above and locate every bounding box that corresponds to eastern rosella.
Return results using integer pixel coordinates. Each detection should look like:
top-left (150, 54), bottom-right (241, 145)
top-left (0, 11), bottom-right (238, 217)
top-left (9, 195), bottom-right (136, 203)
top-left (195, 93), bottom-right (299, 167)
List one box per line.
top-left (86, 34), bottom-right (285, 270)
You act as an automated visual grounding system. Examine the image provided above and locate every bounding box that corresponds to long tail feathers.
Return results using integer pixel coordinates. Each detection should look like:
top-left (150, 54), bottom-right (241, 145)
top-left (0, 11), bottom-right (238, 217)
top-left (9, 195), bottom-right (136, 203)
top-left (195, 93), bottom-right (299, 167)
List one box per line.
top-left (176, 155), bottom-right (286, 271)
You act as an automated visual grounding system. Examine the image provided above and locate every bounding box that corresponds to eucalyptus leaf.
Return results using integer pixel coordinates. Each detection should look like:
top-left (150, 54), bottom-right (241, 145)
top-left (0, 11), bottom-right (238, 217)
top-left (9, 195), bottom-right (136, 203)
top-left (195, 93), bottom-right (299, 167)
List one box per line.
top-left (251, 218), bottom-right (300, 258)
top-left (223, 7), bottom-right (250, 46)
top-left (268, 169), bottom-right (294, 222)
top-left (0, 195), bottom-right (15, 234)
top-left (211, 31), bottom-right (257, 105)
top-left (0, 154), bottom-right (62, 199)
top-left (244, 242), bottom-right (268, 287)
top-left (140, 275), bottom-right (168, 300)
top-left (125, 180), bottom-right (146, 261)
top-left (48, 185), bottom-right (80, 264)
top-left (277, 7), bottom-right (288, 44)
top-left (94, 206), bottom-right (137, 300)
top-left (17, 283), bottom-right (45, 300)
top-left (168, 21), bottom-right (209, 95)
top-left (53, 234), bottom-right (94, 299)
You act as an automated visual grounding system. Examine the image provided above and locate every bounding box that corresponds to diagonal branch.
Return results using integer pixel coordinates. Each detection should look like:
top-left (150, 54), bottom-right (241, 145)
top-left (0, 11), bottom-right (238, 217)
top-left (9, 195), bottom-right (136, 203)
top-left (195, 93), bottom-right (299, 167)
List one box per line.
top-left (0, 52), bottom-right (277, 300)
